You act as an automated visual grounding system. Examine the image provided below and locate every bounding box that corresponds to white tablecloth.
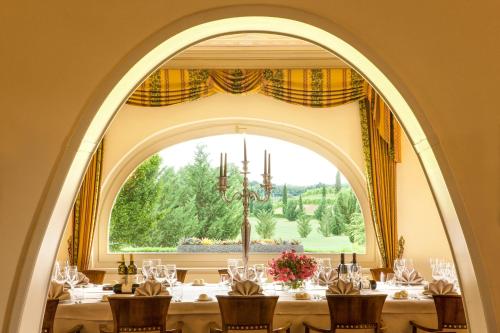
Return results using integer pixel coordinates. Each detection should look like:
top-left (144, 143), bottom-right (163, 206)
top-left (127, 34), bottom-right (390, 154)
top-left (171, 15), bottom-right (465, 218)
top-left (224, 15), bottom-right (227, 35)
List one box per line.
top-left (54, 284), bottom-right (466, 333)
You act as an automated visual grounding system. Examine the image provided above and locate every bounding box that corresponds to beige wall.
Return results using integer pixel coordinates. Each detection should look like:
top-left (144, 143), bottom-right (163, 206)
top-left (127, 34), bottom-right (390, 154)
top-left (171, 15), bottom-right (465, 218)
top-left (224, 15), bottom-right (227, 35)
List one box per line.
top-left (89, 93), bottom-right (451, 280)
top-left (0, 1), bottom-right (498, 332)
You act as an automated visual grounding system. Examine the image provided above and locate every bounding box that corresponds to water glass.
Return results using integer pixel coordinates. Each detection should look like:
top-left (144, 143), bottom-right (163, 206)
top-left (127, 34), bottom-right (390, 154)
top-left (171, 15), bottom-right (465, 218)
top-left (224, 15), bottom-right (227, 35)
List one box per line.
top-left (254, 264), bottom-right (267, 284)
top-left (53, 262), bottom-right (66, 284)
top-left (166, 264), bottom-right (177, 292)
top-left (227, 259), bottom-right (241, 281)
top-left (393, 258), bottom-right (406, 285)
top-left (155, 265), bottom-right (168, 284)
top-left (322, 258), bottom-right (333, 282)
top-left (142, 260), bottom-right (153, 280)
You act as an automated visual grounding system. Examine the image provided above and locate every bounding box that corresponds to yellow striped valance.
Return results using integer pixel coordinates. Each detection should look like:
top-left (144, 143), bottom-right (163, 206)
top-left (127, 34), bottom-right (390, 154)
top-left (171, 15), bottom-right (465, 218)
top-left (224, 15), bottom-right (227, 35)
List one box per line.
top-left (127, 68), bottom-right (400, 162)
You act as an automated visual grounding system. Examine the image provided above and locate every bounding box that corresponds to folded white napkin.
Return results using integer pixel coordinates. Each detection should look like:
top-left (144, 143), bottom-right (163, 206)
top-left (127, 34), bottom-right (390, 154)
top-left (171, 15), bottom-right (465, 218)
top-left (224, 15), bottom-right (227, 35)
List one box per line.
top-left (400, 270), bottom-right (424, 285)
top-left (228, 280), bottom-right (263, 296)
top-left (317, 270), bottom-right (338, 286)
top-left (326, 279), bottom-right (360, 295)
top-left (134, 280), bottom-right (169, 296)
top-left (424, 280), bottom-right (457, 295)
top-left (48, 281), bottom-right (71, 300)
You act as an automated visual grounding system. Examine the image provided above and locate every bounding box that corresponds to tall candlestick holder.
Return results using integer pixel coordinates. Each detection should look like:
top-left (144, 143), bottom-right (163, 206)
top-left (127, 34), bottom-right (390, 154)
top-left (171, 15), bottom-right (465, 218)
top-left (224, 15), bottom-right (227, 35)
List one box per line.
top-left (218, 139), bottom-right (272, 277)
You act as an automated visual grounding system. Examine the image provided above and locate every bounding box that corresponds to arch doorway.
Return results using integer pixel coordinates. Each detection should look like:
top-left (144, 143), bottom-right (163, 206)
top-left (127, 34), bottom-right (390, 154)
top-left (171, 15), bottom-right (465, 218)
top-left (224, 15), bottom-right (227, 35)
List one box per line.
top-left (10, 17), bottom-right (487, 332)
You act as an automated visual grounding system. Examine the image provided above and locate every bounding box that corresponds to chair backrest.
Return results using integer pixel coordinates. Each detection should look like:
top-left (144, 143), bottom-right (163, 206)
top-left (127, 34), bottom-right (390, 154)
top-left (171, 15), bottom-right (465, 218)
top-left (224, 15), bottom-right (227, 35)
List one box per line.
top-left (370, 268), bottom-right (394, 282)
top-left (82, 270), bottom-right (106, 284)
top-left (42, 299), bottom-right (59, 333)
top-left (326, 294), bottom-right (386, 330)
top-left (218, 268), bottom-right (229, 276)
top-left (433, 295), bottom-right (467, 330)
top-left (176, 269), bottom-right (188, 283)
top-left (108, 295), bottom-right (172, 333)
top-left (216, 295), bottom-right (278, 332)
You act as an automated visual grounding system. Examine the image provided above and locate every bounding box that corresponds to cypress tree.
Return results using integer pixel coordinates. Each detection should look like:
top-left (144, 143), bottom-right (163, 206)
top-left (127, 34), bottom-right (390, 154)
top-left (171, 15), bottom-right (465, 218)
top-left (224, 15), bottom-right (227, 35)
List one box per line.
top-left (282, 184), bottom-right (288, 215)
top-left (334, 171), bottom-right (342, 193)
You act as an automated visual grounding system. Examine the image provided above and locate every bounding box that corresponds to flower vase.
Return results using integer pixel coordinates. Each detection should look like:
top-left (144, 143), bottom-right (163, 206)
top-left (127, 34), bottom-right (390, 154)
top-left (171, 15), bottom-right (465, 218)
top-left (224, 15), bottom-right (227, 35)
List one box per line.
top-left (285, 280), bottom-right (304, 292)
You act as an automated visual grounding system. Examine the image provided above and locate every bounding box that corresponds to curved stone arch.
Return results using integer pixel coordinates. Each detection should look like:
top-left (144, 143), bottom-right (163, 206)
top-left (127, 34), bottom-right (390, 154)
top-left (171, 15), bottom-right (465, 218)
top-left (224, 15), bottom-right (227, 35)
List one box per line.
top-left (96, 117), bottom-right (377, 266)
top-left (9, 13), bottom-right (488, 333)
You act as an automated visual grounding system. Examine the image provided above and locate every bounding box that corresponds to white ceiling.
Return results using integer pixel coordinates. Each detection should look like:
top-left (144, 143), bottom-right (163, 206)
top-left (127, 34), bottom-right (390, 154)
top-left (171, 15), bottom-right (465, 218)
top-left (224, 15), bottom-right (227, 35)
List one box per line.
top-left (163, 33), bottom-right (347, 69)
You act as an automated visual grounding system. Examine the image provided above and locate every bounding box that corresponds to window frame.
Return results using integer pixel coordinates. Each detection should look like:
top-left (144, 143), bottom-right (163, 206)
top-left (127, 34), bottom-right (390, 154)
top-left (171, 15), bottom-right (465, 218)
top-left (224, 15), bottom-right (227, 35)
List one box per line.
top-left (92, 123), bottom-right (379, 271)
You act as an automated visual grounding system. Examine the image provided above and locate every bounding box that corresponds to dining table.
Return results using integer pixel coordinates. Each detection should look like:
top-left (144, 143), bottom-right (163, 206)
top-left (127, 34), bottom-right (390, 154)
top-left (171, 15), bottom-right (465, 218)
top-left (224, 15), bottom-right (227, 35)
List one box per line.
top-left (54, 282), bottom-right (464, 333)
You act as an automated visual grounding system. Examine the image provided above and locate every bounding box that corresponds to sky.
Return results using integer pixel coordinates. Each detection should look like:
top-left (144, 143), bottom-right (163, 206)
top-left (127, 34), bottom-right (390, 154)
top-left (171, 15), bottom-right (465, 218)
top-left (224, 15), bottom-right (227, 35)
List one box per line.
top-left (158, 134), bottom-right (348, 186)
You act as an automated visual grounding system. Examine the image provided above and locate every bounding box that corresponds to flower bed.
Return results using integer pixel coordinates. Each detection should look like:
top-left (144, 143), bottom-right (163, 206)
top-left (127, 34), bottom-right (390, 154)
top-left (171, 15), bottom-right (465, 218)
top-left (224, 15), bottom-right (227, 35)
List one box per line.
top-left (177, 244), bottom-right (304, 253)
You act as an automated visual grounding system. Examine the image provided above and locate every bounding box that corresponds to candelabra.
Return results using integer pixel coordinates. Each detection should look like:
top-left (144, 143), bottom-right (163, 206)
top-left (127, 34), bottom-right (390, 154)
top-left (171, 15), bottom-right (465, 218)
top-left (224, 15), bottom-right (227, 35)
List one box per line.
top-left (218, 139), bottom-right (272, 276)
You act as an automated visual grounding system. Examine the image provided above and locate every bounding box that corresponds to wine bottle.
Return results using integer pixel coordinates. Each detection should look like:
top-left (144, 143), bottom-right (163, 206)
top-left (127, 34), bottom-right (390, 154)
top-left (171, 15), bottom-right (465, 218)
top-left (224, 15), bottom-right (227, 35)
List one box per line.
top-left (338, 253), bottom-right (348, 281)
top-left (118, 254), bottom-right (128, 275)
top-left (127, 253), bottom-right (138, 275)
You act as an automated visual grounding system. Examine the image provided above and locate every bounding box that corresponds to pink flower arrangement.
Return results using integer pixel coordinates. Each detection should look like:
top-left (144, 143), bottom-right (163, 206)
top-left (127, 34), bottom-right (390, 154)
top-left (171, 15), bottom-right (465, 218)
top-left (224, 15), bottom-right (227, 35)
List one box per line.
top-left (268, 250), bottom-right (317, 287)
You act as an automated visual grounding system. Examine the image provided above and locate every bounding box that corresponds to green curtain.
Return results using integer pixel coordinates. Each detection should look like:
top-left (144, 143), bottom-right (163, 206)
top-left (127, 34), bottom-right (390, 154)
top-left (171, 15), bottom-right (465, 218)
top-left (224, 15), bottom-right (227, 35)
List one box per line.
top-left (69, 141), bottom-right (104, 270)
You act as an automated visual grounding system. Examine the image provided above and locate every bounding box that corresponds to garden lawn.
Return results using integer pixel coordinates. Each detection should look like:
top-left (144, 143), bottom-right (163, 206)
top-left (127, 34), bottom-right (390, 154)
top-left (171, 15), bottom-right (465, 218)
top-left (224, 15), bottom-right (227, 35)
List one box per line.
top-left (245, 217), bottom-right (365, 253)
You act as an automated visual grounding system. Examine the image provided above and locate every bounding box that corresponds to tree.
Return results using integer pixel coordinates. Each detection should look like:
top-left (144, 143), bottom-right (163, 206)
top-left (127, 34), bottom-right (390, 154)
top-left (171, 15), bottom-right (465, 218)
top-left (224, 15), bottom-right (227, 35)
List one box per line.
top-left (284, 199), bottom-right (300, 221)
top-left (154, 167), bottom-right (198, 247)
top-left (282, 184), bottom-right (288, 215)
top-left (318, 206), bottom-right (332, 237)
top-left (346, 212), bottom-right (366, 245)
top-left (255, 210), bottom-right (277, 239)
top-left (252, 200), bottom-right (273, 215)
top-left (330, 188), bottom-right (361, 236)
top-left (297, 213), bottom-right (312, 238)
top-left (298, 195), bottom-right (304, 213)
top-left (314, 185), bottom-right (328, 220)
top-left (334, 171), bottom-right (342, 193)
top-left (109, 154), bottom-right (162, 249)
top-left (184, 145), bottom-right (243, 240)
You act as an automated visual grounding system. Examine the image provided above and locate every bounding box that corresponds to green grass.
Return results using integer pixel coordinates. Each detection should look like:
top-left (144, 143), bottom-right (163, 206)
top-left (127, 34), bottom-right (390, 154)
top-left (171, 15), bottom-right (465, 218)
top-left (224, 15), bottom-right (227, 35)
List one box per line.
top-left (243, 217), bottom-right (365, 253)
top-left (116, 246), bottom-right (177, 253)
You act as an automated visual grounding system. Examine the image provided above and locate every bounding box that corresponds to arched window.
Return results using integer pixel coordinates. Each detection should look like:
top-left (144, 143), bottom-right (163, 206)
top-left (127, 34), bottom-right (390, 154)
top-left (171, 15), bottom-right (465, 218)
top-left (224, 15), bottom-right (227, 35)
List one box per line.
top-left (109, 134), bottom-right (366, 254)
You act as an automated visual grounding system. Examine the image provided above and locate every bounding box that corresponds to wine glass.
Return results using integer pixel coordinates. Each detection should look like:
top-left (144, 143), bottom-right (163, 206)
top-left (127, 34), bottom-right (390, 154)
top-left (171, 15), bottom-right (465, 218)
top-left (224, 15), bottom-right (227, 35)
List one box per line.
top-left (155, 265), bottom-right (168, 285)
top-left (350, 263), bottom-right (362, 288)
top-left (65, 266), bottom-right (79, 300)
top-left (322, 258), bottom-right (333, 282)
top-left (405, 259), bottom-right (415, 285)
top-left (166, 264), bottom-right (177, 293)
top-left (313, 258), bottom-right (324, 287)
top-left (393, 258), bottom-right (406, 285)
top-left (142, 260), bottom-right (153, 280)
top-left (247, 266), bottom-right (257, 282)
top-left (227, 259), bottom-right (241, 282)
top-left (254, 264), bottom-right (267, 285)
top-left (53, 262), bottom-right (66, 284)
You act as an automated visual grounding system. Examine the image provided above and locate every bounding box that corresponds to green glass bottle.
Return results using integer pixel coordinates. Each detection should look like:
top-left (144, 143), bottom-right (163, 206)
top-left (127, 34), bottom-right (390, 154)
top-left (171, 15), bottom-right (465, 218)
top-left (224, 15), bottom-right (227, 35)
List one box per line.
top-left (127, 253), bottom-right (138, 275)
top-left (118, 254), bottom-right (128, 275)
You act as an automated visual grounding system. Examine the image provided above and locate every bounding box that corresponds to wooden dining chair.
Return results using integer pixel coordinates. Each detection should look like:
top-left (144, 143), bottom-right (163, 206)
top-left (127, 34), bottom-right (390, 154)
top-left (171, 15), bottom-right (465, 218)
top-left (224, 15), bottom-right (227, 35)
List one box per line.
top-left (370, 268), bottom-right (394, 282)
top-left (42, 299), bottom-right (59, 333)
top-left (100, 295), bottom-right (183, 333)
top-left (218, 269), bottom-right (229, 276)
top-left (304, 294), bottom-right (387, 333)
top-left (42, 299), bottom-right (82, 333)
top-left (82, 270), bottom-right (106, 284)
top-left (410, 295), bottom-right (467, 332)
top-left (176, 269), bottom-right (188, 283)
top-left (210, 295), bottom-right (291, 333)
